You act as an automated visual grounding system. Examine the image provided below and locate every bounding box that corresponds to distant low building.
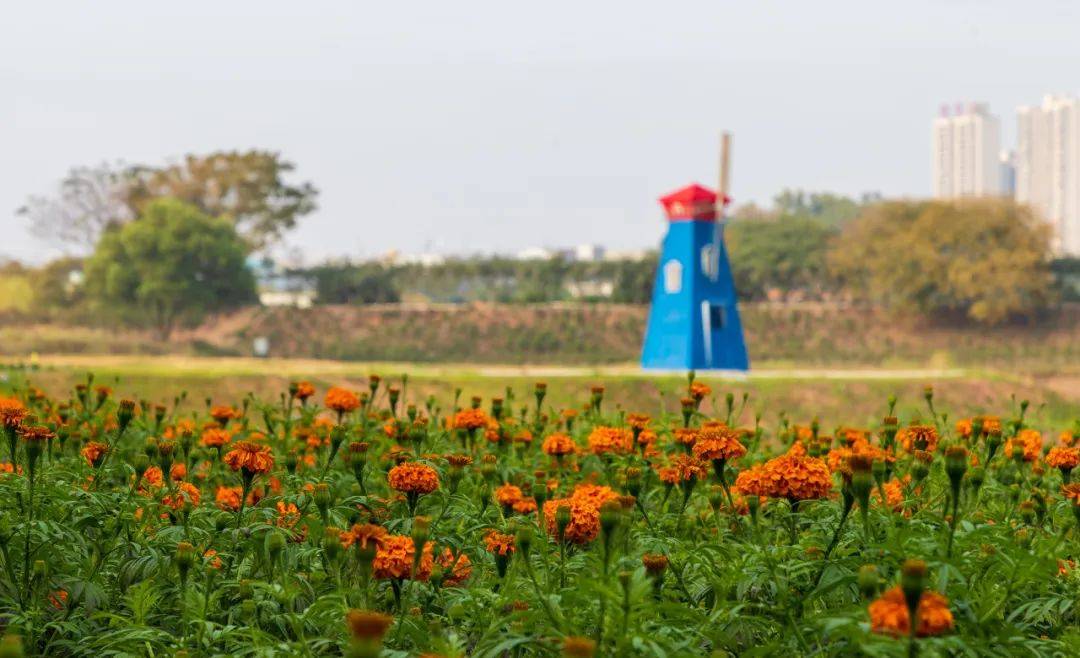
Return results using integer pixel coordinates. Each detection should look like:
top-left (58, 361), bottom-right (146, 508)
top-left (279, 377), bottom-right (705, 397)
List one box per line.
top-left (516, 246), bottom-right (556, 261)
top-left (564, 279), bottom-right (615, 299)
top-left (249, 257), bottom-right (317, 308)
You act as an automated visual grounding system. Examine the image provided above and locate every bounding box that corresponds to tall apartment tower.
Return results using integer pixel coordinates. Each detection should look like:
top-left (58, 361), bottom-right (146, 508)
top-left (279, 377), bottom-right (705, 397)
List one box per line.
top-left (1016, 94), bottom-right (1080, 256)
top-left (931, 102), bottom-right (1002, 199)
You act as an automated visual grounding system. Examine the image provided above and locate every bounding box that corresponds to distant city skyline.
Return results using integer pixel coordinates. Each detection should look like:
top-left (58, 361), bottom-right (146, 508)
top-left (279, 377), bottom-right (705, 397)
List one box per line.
top-left (5, 1), bottom-right (1080, 264)
top-left (931, 94), bottom-right (1080, 256)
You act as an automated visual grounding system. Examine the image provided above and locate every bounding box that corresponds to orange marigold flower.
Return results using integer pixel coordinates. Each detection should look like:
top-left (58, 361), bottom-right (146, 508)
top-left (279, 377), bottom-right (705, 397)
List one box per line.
top-left (587, 426), bottom-right (632, 455)
top-left (345, 609), bottom-right (394, 641)
top-left (215, 485), bottom-right (243, 511)
top-left (439, 548), bottom-right (472, 587)
top-left (387, 462), bottom-right (439, 494)
top-left (484, 530), bottom-right (516, 556)
top-left (657, 454), bottom-right (709, 485)
top-left (494, 483), bottom-right (524, 507)
top-left (201, 428), bottom-right (232, 448)
top-left (874, 476), bottom-right (911, 513)
top-left (204, 549), bottom-right (222, 569)
top-left (372, 535), bottom-right (433, 580)
top-left (739, 453), bottom-right (832, 502)
top-left (513, 498), bottom-right (538, 515)
top-left (0, 462), bottom-right (20, 475)
top-left (542, 433), bottom-right (577, 457)
top-left (0, 397), bottom-right (27, 429)
top-left (19, 425), bottom-right (55, 443)
top-left (210, 405), bottom-right (240, 425)
top-left (324, 387), bottom-right (361, 414)
top-left (869, 586), bottom-right (954, 637)
top-left (1060, 430), bottom-right (1077, 447)
top-left (276, 501), bottom-right (301, 529)
top-left (689, 381), bottom-right (711, 401)
top-left (542, 483), bottom-right (619, 544)
top-left (691, 426), bottom-right (747, 462)
top-left (627, 413), bottom-right (651, 431)
top-left (672, 428), bottom-right (699, 448)
top-left (141, 466), bottom-right (165, 490)
top-left (162, 482), bottom-right (201, 511)
top-left (293, 381), bottom-right (316, 401)
top-left (1062, 483), bottom-right (1080, 504)
top-left (341, 523), bottom-right (388, 551)
top-left (1004, 429), bottom-right (1043, 463)
top-left (544, 498), bottom-right (601, 544)
top-left (224, 441), bottom-right (274, 475)
top-left (898, 425), bottom-right (939, 453)
top-left (49, 589), bottom-right (69, 609)
top-left (452, 408), bottom-right (489, 431)
top-left (826, 439), bottom-right (893, 472)
top-left (1046, 446), bottom-right (1080, 470)
top-left (81, 441), bottom-right (109, 467)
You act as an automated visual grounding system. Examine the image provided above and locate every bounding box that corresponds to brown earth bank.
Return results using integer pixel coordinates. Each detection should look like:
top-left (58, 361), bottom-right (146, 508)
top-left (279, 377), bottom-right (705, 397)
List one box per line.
top-left (2, 302), bottom-right (1079, 372)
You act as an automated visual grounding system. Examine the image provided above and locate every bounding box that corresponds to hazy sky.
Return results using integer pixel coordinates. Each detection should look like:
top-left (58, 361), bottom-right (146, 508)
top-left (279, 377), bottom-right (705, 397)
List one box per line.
top-left (4, 1), bottom-right (1080, 263)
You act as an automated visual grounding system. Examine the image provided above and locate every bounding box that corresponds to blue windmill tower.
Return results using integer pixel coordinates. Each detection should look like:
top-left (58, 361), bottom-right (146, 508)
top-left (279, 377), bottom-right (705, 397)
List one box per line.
top-left (641, 133), bottom-right (749, 371)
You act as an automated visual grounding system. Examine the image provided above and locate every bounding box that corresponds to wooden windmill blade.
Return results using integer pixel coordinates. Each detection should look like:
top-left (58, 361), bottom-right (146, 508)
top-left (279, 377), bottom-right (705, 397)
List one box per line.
top-left (717, 131), bottom-right (731, 218)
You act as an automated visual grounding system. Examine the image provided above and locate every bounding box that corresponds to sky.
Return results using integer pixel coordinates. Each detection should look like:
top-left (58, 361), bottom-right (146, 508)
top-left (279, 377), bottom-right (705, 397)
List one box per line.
top-left (3, 1), bottom-right (1080, 264)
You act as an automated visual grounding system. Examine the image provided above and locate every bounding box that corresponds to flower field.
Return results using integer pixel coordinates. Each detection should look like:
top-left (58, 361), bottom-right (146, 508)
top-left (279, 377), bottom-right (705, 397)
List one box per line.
top-left (0, 374), bottom-right (1078, 657)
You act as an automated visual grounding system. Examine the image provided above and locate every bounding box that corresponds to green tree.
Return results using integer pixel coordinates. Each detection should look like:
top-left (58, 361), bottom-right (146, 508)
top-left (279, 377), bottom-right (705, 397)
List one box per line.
top-left (312, 263), bottom-right (401, 304)
top-left (772, 189), bottom-right (867, 227)
top-left (125, 150), bottom-right (318, 250)
top-left (829, 199), bottom-right (1054, 324)
top-left (27, 256), bottom-right (87, 318)
top-left (84, 198), bottom-right (255, 338)
top-left (610, 255), bottom-right (657, 304)
top-left (726, 217), bottom-right (837, 299)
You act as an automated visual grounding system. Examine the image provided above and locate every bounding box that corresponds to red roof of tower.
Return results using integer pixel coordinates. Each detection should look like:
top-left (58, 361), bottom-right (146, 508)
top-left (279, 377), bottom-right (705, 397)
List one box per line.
top-left (659, 183), bottom-right (728, 221)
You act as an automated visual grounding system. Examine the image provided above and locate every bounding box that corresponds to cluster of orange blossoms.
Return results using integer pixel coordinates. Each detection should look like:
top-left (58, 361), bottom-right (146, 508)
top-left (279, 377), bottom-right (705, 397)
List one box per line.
top-left (868, 586), bottom-right (955, 637)
top-left (452, 408), bottom-right (490, 431)
top-left (735, 450), bottom-right (833, 502)
top-left (1046, 445), bottom-right (1080, 470)
top-left (387, 462), bottom-right (440, 495)
top-left (691, 425), bottom-right (747, 462)
top-left (541, 433), bottom-right (577, 457)
top-left (543, 483), bottom-right (620, 543)
top-left (1004, 429), bottom-right (1043, 462)
top-left (657, 454), bottom-right (709, 485)
top-left (955, 415), bottom-right (1002, 439)
top-left (587, 426), bottom-right (633, 456)
top-left (484, 530), bottom-right (516, 556)
top-left (223, 441), bottom-right (275, 475)
top-left (200, 427), bottom-right (232, 448)
top-left (324, 387), bottom-right (361, 414)
top-left (897, 425), bottom-right (940, 453)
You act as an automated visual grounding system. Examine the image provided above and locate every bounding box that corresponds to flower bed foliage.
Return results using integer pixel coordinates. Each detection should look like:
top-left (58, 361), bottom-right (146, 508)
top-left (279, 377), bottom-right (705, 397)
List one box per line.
top-left (0, 375), bottom-right (1077, 657)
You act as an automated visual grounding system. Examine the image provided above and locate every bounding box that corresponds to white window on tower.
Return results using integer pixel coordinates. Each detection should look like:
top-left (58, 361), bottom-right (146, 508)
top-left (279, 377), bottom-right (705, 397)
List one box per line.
top-left (700, 245), bottom-right (718, 280)
top-left (663, 259), bottom-right (683, 294)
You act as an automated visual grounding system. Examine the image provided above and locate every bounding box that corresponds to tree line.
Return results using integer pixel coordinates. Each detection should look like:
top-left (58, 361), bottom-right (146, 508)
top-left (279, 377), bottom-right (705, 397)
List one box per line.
top-left (6, 155), bottom-right (1078, 340)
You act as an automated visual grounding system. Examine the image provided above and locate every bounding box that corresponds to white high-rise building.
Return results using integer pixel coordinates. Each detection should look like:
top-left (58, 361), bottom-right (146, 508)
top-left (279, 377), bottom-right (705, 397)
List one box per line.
top-left (932, 102), bottom-right (1002, 199)
top-left (1016, 94), bottom-right (1080, 256)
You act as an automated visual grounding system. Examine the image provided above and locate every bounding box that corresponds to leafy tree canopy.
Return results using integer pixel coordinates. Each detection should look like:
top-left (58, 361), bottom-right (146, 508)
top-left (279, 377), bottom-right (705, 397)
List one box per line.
top-left (829, 199), bottom-right (1054, 324)
top-left (126, 150), bottom-right (318, 250)
top-left (83, 198), bottom-right (255, 338)
top-left (771, 189), bottom-right (878, 227)
top-left (21, 151), bottom-right (317, 253)
top-left (726, 216), bottom-right (838, 300)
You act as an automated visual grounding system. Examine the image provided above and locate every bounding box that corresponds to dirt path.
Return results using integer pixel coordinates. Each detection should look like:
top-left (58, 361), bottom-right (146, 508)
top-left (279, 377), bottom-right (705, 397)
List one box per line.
top-left (10, 353), bottom-right (979, 382)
